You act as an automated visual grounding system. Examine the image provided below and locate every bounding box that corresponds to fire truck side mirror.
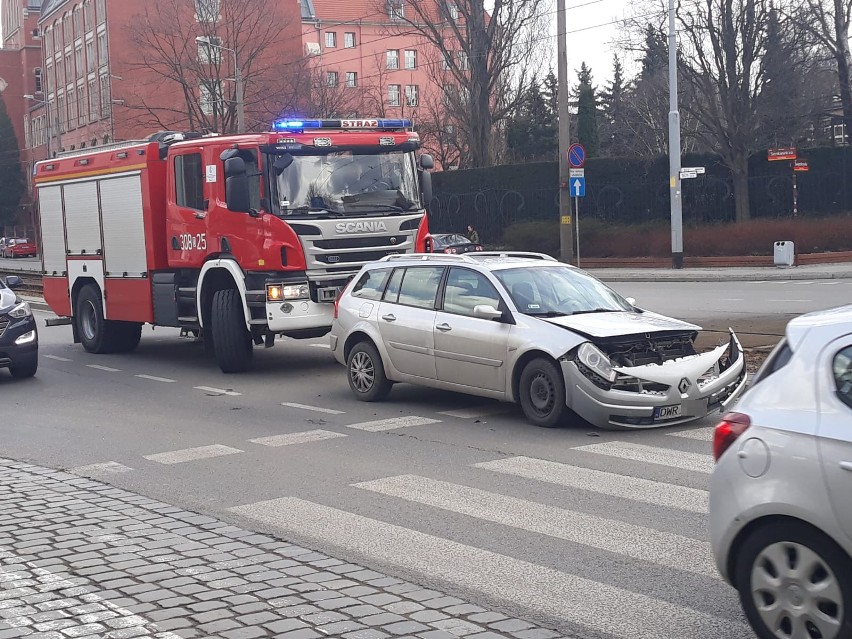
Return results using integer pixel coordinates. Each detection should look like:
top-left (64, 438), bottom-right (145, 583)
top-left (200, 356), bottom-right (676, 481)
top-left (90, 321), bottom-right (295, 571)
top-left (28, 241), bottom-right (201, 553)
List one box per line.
top-left (224, 157), bottom-right (251, 213)
top-left (419, 168), bottom-right (433, 210)
top-left (419, 154), bottom-right (434, 170)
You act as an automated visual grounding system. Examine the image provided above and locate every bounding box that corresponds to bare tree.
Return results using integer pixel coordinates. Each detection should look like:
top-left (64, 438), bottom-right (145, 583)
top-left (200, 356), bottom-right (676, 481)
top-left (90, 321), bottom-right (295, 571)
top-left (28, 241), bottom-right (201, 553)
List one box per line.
top-left (789, 0), bottom-right (852, 134)
top-left (382, 0), bottom-right (547, 168)
top-left (304, 64), bottom-right (365, 118)
top-left (416, 89), bottom-right (463, 169)
top-left (676, 0), bottom-right (814, 221)
top-left (123, 0), bottom-right (304, 134)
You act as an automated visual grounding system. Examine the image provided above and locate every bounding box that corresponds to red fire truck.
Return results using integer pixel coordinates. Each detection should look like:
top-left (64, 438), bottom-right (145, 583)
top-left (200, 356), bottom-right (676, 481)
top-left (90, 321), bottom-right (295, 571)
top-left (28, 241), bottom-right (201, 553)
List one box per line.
top-left (36, 118), bottom-right (434, 372)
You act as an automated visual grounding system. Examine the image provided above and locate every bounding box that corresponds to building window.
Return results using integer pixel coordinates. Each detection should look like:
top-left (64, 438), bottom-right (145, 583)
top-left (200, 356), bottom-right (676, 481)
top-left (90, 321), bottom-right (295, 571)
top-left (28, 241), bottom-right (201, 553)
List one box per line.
top-left (97, 30), bottom-right (107, 67)
top-left (88, 78), bottom-right (97, 121)
top-left (75, 46), bottom-right (83, 79)
top-left (73, 7), bottom-right (82, 40)
top-left (344, 32), bottom-right (355, 48)
top-left (404, 50), bottom-right (416, 70)
top-left (83, 1), bottom-right (93, 30)
top-left (65, 54), bottom-right (73, 82)
top-left (386, 49), bottom-right (399, 70)
top-left (458, 50), bottom-right (469, 70)
top-left (24, 116), bottom-right (31, 149)
top-left (200, 81), bottom-right (223, 115)
top-left (447, 2), bottom-right (459, 20)
top-left (96, 0), bottom-right (106, 24)
top-left (63, 13), bottom-right (71, 43)
top-left (388, 84), bottom-right (400, 107)
top-left (34, 68), bottom-right (43, 93)
top-left (77, 85), bottom-right (85, 129)
top-left (442, 52), bottom-right (452, 69)
top-left (99, 74), bottom-right (110, 118)
top-left (86, 39), bottom-right (94, 72)
top-left (44, 28), bottom-right (52, 56)
top-left (325, 32), bottom-right (336, 48)
top-left (174, 154), bottom-right (205, 210)
top-left (195, 0), bottom-right (220, 23)
top-left (405, 84), bottom-right (418, 106)
top-left (68, 87), bottom-right (77, 129)
top-left (326, 71), bottom-right (338, 87)
top-left (197, 36), bottom-right (222, 63)
top-left (57, 93), bottom-right (65, 132)
top-left (345, 72), bottom-right (357, 88)
top-left (386, 0), bottom-right (404, 20)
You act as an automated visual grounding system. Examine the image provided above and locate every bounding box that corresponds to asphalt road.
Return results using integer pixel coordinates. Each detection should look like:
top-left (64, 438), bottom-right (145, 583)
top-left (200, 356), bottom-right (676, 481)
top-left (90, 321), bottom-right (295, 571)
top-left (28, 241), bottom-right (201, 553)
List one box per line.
top-left (2, 279), bottom-right (845, 639)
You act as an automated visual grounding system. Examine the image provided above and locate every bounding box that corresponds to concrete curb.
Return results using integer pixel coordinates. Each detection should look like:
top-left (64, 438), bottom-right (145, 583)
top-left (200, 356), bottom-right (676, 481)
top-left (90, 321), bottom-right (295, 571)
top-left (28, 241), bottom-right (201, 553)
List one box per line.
top-left (587, 266), bottom-right (852, 283)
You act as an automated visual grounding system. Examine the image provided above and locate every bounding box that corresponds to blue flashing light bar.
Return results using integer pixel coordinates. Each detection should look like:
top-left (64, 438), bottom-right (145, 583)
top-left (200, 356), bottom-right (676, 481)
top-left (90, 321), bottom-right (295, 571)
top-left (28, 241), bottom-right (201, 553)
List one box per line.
top-left (272, 118), bottom-right (412, 131)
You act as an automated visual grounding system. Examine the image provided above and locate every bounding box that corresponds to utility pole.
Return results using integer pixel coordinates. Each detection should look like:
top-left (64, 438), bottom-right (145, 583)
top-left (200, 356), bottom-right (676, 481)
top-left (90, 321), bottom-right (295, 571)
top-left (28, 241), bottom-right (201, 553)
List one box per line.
top-left (667, 0), bottom-right (683, 268)
top-left (557, 0), bottom-right (573, 262)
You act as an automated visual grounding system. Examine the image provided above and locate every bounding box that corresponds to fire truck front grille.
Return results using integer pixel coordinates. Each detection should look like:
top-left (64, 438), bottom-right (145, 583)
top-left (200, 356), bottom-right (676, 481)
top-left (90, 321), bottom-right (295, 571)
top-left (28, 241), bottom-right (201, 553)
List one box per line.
top-left (313, 235), bottom-right (408, 249)
top-left (316, 250), bottom-right (396, 265)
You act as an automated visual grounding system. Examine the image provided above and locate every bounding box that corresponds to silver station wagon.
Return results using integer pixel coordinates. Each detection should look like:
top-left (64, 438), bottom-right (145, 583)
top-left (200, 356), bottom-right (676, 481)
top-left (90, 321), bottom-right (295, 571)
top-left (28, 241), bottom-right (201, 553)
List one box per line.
top-left (330, 252), bottom-right (747, 429)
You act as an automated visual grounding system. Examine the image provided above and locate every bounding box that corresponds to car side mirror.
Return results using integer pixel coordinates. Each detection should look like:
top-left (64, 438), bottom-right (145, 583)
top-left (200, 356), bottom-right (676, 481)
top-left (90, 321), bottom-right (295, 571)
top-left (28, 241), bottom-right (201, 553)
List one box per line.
top-left (473, 304), bottom-right (503, 321)
top-left (625, 297), bottom-right (636, 307)
top-left (5, 275), bottom-right (23, 289)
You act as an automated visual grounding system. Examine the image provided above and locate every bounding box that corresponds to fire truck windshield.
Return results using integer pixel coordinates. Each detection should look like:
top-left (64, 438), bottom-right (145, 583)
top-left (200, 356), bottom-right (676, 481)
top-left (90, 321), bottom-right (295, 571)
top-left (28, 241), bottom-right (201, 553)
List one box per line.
top-left (270, 150), bottom-right (421, 217)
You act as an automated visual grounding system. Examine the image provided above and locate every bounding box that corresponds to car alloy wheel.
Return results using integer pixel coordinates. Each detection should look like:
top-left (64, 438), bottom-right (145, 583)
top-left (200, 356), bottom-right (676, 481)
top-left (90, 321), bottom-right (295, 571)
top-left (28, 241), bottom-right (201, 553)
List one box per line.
top-left (350, 350), bottom-right (375, 393)
top-left (750, 541), bottom-right (843, 639)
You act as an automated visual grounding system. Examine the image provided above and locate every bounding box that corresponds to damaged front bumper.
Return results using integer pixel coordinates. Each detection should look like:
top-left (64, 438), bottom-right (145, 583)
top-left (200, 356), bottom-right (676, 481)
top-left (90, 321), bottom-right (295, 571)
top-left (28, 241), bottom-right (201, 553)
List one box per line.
top-left (561, 331), bottom-right (747, 429)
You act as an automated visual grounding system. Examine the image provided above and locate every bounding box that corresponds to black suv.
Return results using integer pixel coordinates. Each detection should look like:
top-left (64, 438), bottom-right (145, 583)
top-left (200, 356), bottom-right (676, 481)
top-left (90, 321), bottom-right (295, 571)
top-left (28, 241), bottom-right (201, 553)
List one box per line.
top-left (0, 275), bottom-right (38, 378)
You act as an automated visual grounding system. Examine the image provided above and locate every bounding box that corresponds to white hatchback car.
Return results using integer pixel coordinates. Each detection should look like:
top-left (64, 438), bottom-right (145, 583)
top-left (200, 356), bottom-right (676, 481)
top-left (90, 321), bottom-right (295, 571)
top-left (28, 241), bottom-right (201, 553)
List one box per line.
top-left (330, 252), bottom-right (746, 429)
top-left (711, 305), bottom-right (852, 639)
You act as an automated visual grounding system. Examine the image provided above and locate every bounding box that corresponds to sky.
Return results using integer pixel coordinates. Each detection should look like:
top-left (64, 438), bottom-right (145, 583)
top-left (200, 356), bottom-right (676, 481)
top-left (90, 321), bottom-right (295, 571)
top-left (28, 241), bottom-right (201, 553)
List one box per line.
top-left (546, 0), bottom-right (648, 89)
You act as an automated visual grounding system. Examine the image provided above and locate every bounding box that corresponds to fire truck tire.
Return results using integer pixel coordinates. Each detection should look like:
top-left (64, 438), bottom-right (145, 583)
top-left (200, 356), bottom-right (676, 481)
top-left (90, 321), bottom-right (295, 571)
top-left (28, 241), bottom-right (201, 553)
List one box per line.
top-left (211, 288), bottom-right (253, 373)
top-left (76, 284), bottom-right (119, 354)
top-left (112, 323), bottom-right (142, 353)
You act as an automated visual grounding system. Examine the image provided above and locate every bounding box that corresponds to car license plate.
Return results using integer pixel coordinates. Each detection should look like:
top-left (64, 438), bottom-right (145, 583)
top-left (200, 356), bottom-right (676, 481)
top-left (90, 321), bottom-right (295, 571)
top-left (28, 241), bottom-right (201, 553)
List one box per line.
top-left (654, 405), bottom-right (682, 420)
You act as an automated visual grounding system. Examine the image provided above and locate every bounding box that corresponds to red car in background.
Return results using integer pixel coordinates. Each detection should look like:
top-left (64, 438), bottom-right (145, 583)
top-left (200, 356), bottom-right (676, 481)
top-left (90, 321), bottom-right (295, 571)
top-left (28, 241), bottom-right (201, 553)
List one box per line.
top-left (2, 239), bottom-right (37, 258)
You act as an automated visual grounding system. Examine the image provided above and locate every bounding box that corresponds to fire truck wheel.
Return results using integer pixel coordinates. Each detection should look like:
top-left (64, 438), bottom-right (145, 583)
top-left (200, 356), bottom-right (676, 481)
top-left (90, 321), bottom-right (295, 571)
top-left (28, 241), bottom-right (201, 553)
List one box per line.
top-left (112, 322), bottom-right (142, 353)
top-left (211, 288), bottom-right (253, 373)
top-left (76, 284), bottom-right (118, 354)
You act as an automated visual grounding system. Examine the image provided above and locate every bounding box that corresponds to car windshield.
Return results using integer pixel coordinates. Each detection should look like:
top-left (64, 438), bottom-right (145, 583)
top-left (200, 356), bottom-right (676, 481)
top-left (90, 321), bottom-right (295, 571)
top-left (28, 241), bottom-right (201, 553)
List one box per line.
top-left (495, 265), bottom-right (634, 316)
top-left (272, 150), bottom-right (420, 217)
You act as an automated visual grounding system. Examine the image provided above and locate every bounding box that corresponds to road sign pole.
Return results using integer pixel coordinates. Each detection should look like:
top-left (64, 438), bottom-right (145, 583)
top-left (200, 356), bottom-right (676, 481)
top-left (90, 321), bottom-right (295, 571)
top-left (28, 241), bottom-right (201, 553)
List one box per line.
top-left (575, 196), bottom-right (580, 268)
top-left (792, 163), bottom-right (798, 218)
top-left (667, 0), bottom-right (684, 269)
top-left (557, 0), bottom-right (573, 263)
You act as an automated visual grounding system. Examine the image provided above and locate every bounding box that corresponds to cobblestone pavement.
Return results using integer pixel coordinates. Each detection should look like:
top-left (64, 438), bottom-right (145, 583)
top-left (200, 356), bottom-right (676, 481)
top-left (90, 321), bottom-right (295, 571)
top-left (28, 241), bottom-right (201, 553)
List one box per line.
top-left (0, 459), bottom-right (571, 639)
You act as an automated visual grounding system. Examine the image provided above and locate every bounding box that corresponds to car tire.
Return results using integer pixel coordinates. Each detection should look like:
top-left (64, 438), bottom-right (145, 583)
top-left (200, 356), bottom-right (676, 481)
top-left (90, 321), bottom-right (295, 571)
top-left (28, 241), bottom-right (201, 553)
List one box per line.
top-left (211, 288), bottom-right (253, 373)
top-left (347, 341), bottom-right (392, 402)
top-left (735, 520), bottom-right (852, 639)
top-left (519, 357), bottom-right (568, 428)
top-left (76, 284), bottom-right (118, 354)
top-left (9, 355), bottom-right (38, 378)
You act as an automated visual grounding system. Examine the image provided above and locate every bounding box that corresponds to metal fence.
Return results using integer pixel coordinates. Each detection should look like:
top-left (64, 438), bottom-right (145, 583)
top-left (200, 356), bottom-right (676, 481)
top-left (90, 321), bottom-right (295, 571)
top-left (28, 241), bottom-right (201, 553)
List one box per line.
top-left (429, 153), bottom-right (852, 243)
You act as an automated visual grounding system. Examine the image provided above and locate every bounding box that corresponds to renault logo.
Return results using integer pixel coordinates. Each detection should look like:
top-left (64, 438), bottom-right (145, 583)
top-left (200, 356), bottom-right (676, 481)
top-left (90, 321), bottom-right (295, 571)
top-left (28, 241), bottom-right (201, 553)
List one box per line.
top-left (678, 378), bottom-right (691, 394)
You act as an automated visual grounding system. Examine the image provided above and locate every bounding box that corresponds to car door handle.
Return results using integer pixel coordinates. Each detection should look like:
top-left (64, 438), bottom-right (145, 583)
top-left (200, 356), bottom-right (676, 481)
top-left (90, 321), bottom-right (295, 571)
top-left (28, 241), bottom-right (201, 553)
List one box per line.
top-left (840, 461), bottom-right (852, 472)
top-left (436, 323), bottom-right (452, 332)
top-left (381, 314), bottom-right (396, 322)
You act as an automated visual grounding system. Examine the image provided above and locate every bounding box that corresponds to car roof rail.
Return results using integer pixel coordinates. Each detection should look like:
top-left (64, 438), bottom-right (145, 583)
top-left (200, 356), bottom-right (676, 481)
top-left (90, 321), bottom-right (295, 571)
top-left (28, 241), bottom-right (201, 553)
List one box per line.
top-left (378, 253), bottom-right (477, 263)
top-left (471, 251), bottom-right (559, 261)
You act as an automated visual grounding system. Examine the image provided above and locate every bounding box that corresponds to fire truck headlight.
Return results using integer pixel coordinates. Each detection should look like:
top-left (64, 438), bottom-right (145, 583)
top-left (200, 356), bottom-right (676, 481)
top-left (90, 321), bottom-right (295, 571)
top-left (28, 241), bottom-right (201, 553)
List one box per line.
top-left (278, 284), bottom-right (310, 301)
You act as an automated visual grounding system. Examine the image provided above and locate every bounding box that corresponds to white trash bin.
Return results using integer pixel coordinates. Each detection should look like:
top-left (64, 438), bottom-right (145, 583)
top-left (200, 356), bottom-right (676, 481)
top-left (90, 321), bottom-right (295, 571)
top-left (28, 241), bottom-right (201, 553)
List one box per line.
top-left (773, 240), bottom-right (795, 267)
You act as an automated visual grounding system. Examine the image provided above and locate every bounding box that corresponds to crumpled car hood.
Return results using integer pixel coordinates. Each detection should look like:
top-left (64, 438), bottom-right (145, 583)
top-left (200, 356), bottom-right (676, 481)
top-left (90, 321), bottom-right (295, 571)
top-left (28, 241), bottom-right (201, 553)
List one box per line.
top-left (543, 311), bottom-right (701, 339)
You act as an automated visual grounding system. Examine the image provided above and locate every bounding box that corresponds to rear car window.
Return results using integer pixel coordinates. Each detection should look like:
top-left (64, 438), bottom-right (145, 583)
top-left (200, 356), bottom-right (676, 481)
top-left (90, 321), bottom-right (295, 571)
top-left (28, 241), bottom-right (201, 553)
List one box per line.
top-left (397, 266), bottom-right (444, 309)
top-left (750, 338), bottom-right (793, 387)
top-left (833, 346), bottom-right (852, 409)
top-left (351, 268), bottom-right (390, 300)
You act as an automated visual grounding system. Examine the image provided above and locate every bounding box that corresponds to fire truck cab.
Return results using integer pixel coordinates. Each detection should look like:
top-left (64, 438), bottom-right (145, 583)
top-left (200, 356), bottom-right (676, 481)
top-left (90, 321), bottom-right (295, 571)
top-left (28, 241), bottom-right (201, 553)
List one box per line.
top-left (36, 118), bottom-right (434, 372)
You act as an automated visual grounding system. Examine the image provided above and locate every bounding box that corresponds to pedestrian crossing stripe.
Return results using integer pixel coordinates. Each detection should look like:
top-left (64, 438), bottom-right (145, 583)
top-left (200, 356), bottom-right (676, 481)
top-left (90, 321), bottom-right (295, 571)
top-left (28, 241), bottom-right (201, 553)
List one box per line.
top-left (574, 441), bottom-right (715, 474)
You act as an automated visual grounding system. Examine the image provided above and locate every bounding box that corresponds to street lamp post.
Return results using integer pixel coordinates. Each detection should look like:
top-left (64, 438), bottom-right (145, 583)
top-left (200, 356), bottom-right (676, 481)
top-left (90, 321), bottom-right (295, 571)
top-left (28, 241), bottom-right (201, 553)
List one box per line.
top-left (667, 0), bottom-right (684, 269)
top-left (195, 37), bottom-right (245, 134)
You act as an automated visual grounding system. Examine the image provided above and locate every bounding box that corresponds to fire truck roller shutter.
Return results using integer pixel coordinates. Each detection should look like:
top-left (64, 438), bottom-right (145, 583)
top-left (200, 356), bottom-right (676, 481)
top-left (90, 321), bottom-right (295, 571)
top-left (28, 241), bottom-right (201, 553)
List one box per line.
top-left (100, 174), bottom-right (147, 277)
top-left (38, 185), bottom-right (66, 275)
top-left (63, 181), bottom-right (101, 256)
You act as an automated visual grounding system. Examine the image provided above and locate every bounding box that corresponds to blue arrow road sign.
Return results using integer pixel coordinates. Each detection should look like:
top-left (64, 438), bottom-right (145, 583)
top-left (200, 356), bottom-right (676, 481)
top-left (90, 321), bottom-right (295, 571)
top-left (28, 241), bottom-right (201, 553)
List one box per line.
top-left (571, 177), bottom-right (586, 197)
top-left (568, 143), bottom-right (586, 168)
